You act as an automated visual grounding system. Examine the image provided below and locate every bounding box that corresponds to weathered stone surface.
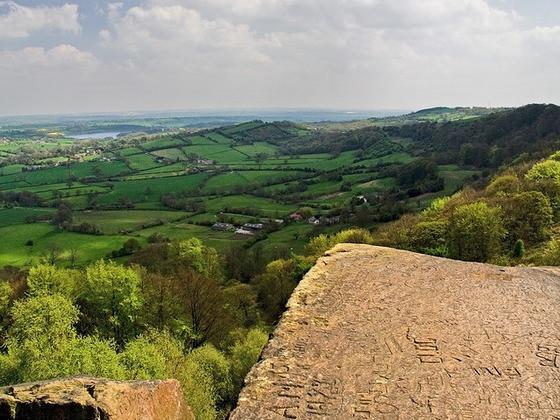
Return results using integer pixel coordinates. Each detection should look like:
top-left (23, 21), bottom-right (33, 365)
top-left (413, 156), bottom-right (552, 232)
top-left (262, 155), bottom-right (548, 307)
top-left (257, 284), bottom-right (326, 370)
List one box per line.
top-left (0, 377), bottom-right (193, 420)
top-left (231, 244), bottom-right (560, 419)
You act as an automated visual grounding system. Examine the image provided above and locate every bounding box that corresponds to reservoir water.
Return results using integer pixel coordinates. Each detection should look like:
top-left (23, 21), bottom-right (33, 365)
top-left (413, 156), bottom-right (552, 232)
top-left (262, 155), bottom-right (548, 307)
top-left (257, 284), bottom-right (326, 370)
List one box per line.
top-left (68, 132), bottom-right (122, 140)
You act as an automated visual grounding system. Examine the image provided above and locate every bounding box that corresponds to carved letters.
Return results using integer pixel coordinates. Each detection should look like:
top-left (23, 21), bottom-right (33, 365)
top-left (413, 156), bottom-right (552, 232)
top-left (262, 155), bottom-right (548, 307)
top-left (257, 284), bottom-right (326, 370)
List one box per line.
top-left (536, 344), bottom-right (560, 369)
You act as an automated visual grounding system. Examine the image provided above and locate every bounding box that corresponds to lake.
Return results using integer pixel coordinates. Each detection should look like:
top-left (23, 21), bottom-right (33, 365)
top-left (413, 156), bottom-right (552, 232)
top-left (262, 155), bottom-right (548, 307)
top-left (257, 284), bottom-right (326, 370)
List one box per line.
top-left (68, 132), bottom-right (122, 140)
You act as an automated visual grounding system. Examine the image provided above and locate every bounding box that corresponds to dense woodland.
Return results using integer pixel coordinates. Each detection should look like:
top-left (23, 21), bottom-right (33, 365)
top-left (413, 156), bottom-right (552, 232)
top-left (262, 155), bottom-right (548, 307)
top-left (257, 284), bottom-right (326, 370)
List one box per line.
top-left (387, 104), bottom-right (560, 167)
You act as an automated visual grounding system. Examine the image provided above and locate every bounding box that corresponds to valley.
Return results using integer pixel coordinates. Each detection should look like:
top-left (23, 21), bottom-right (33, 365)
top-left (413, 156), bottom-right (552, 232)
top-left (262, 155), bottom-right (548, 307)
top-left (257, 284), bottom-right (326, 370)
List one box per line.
top-left (0, 108), bottom-right (488, 267)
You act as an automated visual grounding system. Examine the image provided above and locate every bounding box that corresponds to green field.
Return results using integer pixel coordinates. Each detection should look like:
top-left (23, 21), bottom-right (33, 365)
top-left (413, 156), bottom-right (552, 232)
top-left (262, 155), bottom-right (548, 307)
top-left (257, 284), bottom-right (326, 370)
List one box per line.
top-left (0, 224), bottom-right (137, 267)
top-left (205, 133), bottom-right (232, 144)
top-left (95, 173), bottom-right (208, 204)
top-left (189, 136), bottom-right (216, 145)
top-left (0, 207), bottom-right (54, 227)
top-left (136, 222), bottom-right (239, 252)
top-left (127, 153), bottom-right (161, 170)
top-left (119, 147), bottom-right (144, 156)
top-left (151, 148), bottom-right (187, 161)
top-left (0, 118), bottom-right (481, 267)
top-left (182, 144), bottom-right (248, 163)
top-left (142, 137), bottom-right (185, 151)
top-left (204, 195), bottom-right (297, 216)
top-left (439, 165), bottom-right (482, 194)
top-left (234, 142), bottom-right (279, 157)
top-left (74, 210), bottom-right (189, 234)
top-left (0, 164), bottom-right (24, 175)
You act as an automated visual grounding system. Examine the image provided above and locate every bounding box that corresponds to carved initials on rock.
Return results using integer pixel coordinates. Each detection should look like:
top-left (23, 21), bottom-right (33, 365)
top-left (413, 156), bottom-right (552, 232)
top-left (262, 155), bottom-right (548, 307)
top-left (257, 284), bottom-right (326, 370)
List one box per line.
top-left (536, 344), bottom-right (560, 369)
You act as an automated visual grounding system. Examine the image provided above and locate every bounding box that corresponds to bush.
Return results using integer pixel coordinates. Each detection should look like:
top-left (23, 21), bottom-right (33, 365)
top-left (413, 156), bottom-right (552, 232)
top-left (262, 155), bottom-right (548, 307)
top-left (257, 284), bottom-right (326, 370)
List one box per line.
top-left (332, 228), bottom-right (373, 245)
top-left (304, 234), bottom-right (332, 257)
top-left (541, 239), bottom-right (560, 265)
top-left (501, 191), bottom-right (553, 244)
top-left (548, 151), bottom-right (560, 161)
top-left (304, 228), bottom-right (373, 258)
top-left (252, 257), bottom-right (312, 322)
top-left (526, 160), bottom-right (560, 183)
top-left (186, 345), bottom-right (233, 410)
top-left (26, 264), bottom-right (77, 299)
top-left (229, 328), bottom-right (268, 393)
top-left (177, 358), bottom-right (217, 420)
top-left (513, 239), bottom-right (525, 258)
top-left (408, 221), bottom-right (448, 251)
top-left (447, 202), bottom-right (506, 262)
top-left (3, 294), bottom-right (124, 384)
top-left (486, 175), bottom-right (520, 195)
top-left (111, 238), bottom-right (142, 258)
top-left (120, 336), bottom-right (168, 380)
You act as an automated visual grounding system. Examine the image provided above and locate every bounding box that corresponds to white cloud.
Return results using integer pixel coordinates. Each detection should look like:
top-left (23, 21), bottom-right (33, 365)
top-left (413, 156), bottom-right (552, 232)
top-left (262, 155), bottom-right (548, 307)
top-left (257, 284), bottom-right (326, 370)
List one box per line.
top-left (98, 28), bottom-right (111, 42)
top-left (0, 1), bottom-right (80, 39)
top-left (1, 0), bottom-right (559, 114)
top-left (103, 4), bottom-right (273, 67)
top-left (0, 44), bottom-right (96, 69)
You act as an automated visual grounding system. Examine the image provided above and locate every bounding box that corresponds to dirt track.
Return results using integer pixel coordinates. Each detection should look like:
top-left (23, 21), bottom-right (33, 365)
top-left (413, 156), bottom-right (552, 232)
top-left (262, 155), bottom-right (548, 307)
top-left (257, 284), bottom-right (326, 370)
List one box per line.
top-left (231, 244), bottom-right (560, 419)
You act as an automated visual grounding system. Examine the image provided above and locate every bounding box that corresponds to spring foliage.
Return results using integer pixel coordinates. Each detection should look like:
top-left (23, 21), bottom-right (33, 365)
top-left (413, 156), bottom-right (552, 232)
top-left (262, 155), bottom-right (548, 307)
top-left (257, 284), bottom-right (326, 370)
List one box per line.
top-left (377, 151), bottom-right (560, 265)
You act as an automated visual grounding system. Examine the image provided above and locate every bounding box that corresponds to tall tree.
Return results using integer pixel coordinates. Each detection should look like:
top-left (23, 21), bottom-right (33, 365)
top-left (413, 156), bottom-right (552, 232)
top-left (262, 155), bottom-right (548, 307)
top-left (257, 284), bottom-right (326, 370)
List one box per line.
top-left (80, 260), bottom-right (143, 347)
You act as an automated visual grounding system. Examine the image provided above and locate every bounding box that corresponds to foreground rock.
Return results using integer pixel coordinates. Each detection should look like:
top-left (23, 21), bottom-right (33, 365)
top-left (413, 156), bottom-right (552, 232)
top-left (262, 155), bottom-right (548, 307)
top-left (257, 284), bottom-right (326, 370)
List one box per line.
top-left (0, 377), bottom-right (193, 420)
top-left (231, 244), bottom-right (560, 419)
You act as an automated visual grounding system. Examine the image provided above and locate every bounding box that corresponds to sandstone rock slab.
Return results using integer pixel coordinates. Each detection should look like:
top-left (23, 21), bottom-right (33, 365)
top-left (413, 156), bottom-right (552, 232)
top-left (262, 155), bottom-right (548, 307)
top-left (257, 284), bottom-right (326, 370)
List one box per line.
top-left (0, 377), bottom-right (193, 420)
top-left (231, 244), bottom-right (560, 419)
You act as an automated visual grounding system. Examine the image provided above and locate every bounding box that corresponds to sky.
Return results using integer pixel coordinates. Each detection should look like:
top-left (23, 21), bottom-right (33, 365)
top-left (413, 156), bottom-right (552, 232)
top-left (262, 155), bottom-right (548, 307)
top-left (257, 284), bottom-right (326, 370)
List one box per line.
top-left (0, 0), bottom-right (559, 116)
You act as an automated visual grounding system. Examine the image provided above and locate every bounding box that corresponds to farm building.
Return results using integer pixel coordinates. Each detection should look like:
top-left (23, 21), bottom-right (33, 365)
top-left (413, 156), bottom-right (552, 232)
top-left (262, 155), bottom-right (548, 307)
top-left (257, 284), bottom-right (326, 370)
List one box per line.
top-left (243, 223), bottom-right (264, 230)
top-left (321, 216), bottom-right (340, 225)
top-left (212, 222), bottom-right (235, 231)
top-left (235, 228), bottom-right (254, 236)
top-left (289, 212), bottom-right (303, 221)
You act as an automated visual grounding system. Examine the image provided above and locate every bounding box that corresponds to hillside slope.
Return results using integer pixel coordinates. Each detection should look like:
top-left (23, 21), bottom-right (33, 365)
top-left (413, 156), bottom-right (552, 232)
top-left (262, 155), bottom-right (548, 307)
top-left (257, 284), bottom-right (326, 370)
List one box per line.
top-left (387, 103), bottom-right (560, 167)
top-left (231, 244), bottom-right (560, 419)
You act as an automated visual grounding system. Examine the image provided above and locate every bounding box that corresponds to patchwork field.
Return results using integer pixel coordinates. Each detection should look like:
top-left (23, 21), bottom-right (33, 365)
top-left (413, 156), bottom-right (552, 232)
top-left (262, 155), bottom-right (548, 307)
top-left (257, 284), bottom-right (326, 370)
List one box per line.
top-left (0, 119), bottom-right (479, 267)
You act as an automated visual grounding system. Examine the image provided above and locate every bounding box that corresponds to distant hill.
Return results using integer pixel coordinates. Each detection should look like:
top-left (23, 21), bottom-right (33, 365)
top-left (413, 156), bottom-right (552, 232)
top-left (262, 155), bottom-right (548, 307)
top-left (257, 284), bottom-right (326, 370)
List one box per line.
top-left (389, 103), bottom-right (560, 167)
top-left (310, 106), bottom-right (508, 131)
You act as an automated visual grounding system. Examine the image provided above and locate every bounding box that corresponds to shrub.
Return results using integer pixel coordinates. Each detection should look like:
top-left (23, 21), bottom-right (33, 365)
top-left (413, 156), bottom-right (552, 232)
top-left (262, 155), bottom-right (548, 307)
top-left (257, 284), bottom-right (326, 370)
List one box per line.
top-left (408, 220), bottom-right (448, 251)
top-left (304, 234), bottom-right (332, 257)
top-left (486, 175), bottom-right (520, 195)
top-left (526, 160), bottom-right (560, 183)
top-left (332, 228), bottom-right (373, 245)
top-left (229, 328), bottom-right (268, 393)
top-left (501, 191), bottom-right (553, 244)
top-left (304, 228), bottom-right (373, 258)
top-left (3, 294), bottom-right (124, 384)
top-left (26, 264), bottom-right (77, 299)
top-left (548, 151), bottom-right (560, 161)
top-left (177, 358), bottom-right (216, 420)
top-left (447, 202), bottom-right (506, 262)
top-left (513, 239), bottom-right (525, 258)
top-left (186, 344), bottom-right (233, 410)
top-left (119, 336), bottom-right (168, 380)
top-left (541, 239), bottom-right (560, 265)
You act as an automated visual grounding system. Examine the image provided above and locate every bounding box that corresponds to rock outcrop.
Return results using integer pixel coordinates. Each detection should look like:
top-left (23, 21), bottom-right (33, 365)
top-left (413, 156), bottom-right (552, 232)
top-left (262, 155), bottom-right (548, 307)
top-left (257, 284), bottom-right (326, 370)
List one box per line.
top-left (231, 244), bottom-right (560, 419)
top-left (0, 377), bottom-right (193, 420)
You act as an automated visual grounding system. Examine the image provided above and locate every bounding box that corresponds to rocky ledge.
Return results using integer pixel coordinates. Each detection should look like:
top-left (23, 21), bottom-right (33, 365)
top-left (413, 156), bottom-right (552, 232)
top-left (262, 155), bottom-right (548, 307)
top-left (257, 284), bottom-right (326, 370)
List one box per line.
top-left (231, 244), bottom-right (560, 419)
top-left (0, 377), bottom-right (193, 420)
